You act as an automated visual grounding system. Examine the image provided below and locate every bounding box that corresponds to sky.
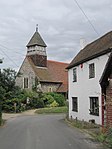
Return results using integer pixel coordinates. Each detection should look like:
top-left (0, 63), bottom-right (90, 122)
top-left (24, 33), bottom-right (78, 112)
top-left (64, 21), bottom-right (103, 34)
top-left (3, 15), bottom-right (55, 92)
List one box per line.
top-left (0, 0), bottom-right (112, 70)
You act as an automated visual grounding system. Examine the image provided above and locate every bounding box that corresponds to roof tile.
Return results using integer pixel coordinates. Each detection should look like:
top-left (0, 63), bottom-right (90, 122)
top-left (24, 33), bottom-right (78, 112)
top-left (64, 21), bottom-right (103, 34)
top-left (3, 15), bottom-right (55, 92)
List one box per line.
top-left (67, 31), bottom-right (112, 69)
top-left (27, 57), bottom-right (68, 92)
top-left (27, 31), bottom-right (47, 47)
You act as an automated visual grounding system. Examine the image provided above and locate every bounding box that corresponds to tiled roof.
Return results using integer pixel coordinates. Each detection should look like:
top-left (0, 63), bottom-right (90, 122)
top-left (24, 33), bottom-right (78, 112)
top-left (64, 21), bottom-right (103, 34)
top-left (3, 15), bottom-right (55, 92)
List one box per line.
top-left (47, 60), bottom-right (68, 84)
top-left (56, 83), bottom-right (68, 93)
top-left (67, 31), bottom-right (112, 69)
top-left (26, 31), bottom-right (47, 47)
top-left (27, 57), bottom-right (68, 92)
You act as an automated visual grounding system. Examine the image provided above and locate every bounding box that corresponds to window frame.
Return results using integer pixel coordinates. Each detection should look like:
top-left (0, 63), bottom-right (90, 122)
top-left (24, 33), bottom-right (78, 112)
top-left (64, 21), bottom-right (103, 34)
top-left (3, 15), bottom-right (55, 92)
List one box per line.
top-left (23, 77), bottom-right (29, 89)
top-left (72, 97), bottom-right (78, 112)
top-left (73, 68), bottom-right (77, 82)
top-left (48, 87), bottom-right (52, 92)
top-left (89, 97), bottom-right (99, 116)
top-left (89, 63), bottom-right (95, 79)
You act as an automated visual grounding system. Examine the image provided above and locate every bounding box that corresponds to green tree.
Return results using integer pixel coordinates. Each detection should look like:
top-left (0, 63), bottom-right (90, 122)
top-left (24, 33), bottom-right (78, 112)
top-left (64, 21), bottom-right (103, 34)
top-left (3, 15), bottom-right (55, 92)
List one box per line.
top-left (0, 86), bottom-right (5, 125)
top-left (0, 68), bottom-right (19, 113)
top-left (1, 68), bottom-right (16, 92)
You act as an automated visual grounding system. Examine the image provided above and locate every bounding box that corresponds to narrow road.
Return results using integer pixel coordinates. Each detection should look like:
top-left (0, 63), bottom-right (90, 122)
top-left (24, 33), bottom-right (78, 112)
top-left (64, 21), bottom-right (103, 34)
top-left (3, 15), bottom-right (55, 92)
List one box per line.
top-left (0, 114), bottom-right (104, 149)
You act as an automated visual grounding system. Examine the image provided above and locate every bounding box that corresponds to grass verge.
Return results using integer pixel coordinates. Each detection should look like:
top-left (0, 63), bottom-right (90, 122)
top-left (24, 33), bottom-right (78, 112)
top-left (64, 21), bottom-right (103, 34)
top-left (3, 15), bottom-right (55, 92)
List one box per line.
top-left (65, 116), bottom-right (111, 148)
top-left (35, 106), bottom-right (68, 114)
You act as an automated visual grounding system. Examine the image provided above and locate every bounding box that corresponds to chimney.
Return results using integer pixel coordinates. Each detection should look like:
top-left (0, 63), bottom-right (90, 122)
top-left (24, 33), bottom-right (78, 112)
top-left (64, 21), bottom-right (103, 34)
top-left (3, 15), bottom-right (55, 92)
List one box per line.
top-left (80, 38), bottom-right (87, 49)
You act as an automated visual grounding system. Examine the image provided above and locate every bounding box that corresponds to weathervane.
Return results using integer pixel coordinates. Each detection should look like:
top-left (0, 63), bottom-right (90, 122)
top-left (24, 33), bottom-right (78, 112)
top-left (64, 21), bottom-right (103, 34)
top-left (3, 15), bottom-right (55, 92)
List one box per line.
top-left (36, 24), bottom-right (38, 32)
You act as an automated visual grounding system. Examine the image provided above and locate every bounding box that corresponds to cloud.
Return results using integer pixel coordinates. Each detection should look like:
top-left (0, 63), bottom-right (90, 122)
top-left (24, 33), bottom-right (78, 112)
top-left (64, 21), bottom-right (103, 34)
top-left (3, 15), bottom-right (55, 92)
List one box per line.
top-left (0, 0), bottom-right (111, 70)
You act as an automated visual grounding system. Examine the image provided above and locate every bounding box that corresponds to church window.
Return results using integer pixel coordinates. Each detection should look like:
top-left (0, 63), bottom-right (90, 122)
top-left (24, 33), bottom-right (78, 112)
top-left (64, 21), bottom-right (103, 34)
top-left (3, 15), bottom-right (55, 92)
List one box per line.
top-left (23, 77), bottom-right (29, 88)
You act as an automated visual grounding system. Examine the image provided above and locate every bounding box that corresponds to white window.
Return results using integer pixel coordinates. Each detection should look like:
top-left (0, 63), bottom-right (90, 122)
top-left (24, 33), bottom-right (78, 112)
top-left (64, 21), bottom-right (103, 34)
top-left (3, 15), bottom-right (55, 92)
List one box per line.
top-left (72, 97), bottom-right (78, 112)
top-left (89, 97), bottom-right (99, 116)
top-left (73, 68), bottom-right (77, 82)
top-left (89, 63), bottom-right (95, 79)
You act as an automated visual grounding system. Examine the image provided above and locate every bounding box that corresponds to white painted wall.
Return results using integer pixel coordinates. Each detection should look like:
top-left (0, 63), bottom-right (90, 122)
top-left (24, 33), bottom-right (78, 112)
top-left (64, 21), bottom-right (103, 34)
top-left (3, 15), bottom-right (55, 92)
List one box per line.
top-left (68, 53), bottom-right (110, 125)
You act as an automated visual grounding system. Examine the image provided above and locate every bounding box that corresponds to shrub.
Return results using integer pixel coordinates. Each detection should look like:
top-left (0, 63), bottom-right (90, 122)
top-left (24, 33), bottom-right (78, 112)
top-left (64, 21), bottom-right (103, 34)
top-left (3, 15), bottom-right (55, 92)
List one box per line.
top-left (29, 97), bottom-right (45, 109)
top-left (42, 94), bottom-right (54, 106)
top-left (2, 98), bottom-right (26, 113)
top-left (106, 127), bottom-right (112, 148)
top-left (47, 93), bottom-right (65, 106)
top-left (49, 101), bottom-right (59, 107)
top-left (2, 99), bottom-right (14, 112)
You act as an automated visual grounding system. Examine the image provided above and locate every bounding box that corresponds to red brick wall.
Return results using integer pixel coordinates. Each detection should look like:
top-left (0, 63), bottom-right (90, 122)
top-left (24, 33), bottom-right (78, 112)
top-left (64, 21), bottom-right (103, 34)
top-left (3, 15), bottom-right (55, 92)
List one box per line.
top-left (29, 54), bottom-right (47, 67)
top-left (106, 77), bottom-right (112, 127)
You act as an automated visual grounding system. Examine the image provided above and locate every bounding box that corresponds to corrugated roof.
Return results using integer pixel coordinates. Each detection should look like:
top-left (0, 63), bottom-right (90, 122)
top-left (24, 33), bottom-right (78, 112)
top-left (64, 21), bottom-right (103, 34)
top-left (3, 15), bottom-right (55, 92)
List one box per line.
top-left (67, 31), bottom-right (112, 69)
top-left (27, 57), bottom-right (68, 92)
top-left (26, 31), bottom-right (47, 47)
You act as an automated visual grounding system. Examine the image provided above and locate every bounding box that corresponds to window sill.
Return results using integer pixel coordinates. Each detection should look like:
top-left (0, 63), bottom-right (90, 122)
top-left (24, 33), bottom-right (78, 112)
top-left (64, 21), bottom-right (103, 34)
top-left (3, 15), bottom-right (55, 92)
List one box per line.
top-left (89, 113), bottom-right (99, 116)
top-left (72, 110), bottom-right (78, 112)
top-left (89, 77), bottom-right (95, 79)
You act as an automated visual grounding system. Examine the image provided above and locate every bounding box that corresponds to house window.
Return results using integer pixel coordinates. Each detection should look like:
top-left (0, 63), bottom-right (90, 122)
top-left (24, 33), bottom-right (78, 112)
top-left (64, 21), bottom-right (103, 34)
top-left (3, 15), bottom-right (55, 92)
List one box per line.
top-left (89, 97), bottom-right (99, 116)
top-left (23, 77), bottom-right (28, 88)
top-left (89, 63), bottom-right (95, 79)
top-left (72, 97), bottom-right (78, 112)
top-left (73, 68), bottom-right (77, 82)
top-left (48, 87), bottom-right (52, 92)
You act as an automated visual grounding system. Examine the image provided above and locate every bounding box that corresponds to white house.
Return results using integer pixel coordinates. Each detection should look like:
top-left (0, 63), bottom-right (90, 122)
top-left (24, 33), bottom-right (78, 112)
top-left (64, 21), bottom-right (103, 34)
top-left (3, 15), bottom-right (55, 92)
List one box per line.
top-left (67, 31), bottom-right (112, 125)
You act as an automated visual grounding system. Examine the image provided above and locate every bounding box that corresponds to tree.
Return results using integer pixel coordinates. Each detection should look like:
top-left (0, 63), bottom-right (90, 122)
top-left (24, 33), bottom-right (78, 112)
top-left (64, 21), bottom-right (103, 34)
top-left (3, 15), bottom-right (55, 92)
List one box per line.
top-left (1, 68), bottom-right (16, 92)
top-left (0, 68), bottom-right (18, 115)
top-left (0, 86), bottom-right (5, 125)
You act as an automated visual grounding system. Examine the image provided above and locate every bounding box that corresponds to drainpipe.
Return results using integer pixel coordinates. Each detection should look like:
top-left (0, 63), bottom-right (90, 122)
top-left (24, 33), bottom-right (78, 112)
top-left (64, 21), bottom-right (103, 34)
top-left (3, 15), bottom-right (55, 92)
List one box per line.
top-left (101, 90), bottom-right (104, 128)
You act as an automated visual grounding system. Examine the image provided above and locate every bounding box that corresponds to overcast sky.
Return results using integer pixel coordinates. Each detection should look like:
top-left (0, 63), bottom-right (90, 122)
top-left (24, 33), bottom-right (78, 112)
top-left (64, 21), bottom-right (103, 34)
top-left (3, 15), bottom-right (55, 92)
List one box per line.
top-left (0, 0), bottom-right (112, 70)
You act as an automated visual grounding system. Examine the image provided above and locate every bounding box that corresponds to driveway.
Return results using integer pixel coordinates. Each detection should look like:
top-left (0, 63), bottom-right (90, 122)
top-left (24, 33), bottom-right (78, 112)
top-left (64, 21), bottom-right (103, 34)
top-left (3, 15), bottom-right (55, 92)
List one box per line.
top-left (2, 109), bottom-right (37, 120)
top-left (0, 114), bottom-right (105, 149)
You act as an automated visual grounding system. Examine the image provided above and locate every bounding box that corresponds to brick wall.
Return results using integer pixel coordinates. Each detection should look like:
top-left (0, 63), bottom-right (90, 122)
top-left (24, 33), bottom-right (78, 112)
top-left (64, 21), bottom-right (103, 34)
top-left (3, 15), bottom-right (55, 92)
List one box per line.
top-left (106, 77), bottom-right (112, 127)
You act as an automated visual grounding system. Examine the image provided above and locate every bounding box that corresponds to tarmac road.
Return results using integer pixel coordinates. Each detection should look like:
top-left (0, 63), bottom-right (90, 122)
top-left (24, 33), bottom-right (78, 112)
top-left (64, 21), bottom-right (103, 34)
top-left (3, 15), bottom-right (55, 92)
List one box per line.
top-left (0, 114), bottom-right (105, 149)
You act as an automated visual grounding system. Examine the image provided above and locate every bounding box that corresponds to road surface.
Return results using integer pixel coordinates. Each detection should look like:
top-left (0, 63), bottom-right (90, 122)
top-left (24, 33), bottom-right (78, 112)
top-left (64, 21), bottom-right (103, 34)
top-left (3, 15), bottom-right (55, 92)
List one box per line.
top-left (0, 114), bottom-right (105, 149)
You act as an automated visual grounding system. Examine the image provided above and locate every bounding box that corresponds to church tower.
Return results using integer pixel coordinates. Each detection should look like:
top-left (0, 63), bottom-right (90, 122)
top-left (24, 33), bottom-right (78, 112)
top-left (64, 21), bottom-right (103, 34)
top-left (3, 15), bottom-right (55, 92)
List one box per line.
top-left (26, 25), bottom-right (47, 67)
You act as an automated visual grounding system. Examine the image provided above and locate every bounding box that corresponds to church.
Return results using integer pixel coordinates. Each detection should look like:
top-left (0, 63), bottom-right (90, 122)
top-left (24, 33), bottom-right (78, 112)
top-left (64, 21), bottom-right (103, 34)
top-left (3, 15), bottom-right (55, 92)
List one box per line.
top-left (16, 27), bottom-right (68, 97)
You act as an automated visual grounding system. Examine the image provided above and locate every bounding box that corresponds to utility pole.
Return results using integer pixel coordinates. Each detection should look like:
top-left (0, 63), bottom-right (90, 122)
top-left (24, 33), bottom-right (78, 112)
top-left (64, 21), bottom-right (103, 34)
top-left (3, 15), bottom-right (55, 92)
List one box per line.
top-left (0, 58), bottom-right (3, 125)
top-left (0, 59), bottom-right (3, 64)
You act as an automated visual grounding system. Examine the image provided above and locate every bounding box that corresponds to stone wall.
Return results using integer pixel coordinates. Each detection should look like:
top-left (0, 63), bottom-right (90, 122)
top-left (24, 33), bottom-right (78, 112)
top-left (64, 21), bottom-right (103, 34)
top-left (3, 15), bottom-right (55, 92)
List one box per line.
top-left (15, 57), bottom-right (36, 90)
top-left (41, 82), bottom-right (61, 93)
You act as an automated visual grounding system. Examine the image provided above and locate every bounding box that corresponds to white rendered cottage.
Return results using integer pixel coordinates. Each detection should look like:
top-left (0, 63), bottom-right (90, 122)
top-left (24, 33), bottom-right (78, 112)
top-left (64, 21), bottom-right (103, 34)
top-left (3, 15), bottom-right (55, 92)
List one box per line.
top-left (67, 31), bottom-right (112, 125)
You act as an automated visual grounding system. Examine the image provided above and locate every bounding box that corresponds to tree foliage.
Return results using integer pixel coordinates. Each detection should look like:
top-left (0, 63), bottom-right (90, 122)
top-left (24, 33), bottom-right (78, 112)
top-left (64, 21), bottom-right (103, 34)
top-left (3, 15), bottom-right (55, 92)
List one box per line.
top-left (0, 68), bottom-right (16, 92)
